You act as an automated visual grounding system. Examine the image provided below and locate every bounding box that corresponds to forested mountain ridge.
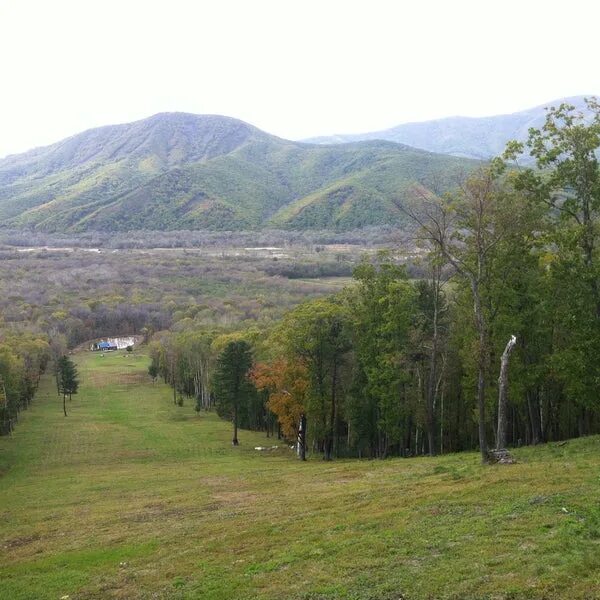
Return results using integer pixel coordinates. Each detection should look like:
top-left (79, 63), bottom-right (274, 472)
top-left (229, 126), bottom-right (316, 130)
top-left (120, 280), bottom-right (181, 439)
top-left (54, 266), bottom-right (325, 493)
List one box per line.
top-left (0, 113), bottom-right (270, 181)
top-left (305, 96), bottom-right (594, 159)
top-left (0, 113), bottom-right (477, 232)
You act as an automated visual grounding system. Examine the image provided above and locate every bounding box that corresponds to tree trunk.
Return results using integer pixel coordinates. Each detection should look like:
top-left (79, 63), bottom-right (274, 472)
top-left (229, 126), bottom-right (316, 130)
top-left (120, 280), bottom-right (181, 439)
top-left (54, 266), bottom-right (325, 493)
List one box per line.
top-left (439, 386), bottom-right (445, 454)
top-left (404, 414), bottom-right (413, 458)
top-left (323, 440), bottom-right (331, 461)
top-left (425, 270), bottom-right (441, 456)
top-left (193, 371), bottom-right (201, 407)
top-left (425, 362), bottom-right (436, 456)
top-left (527, 388), bottom-right (542, 445)
top-left (331, 356), bottom-right (338, 459)
top-left (496, 335), bottom-right (517, 449)
top-left (63, 393), bottom-right (67, 417)
top-left (298, 413), bottom-right (307, 461)
top-left (580, 194), bottom-right (600, 318)
top-left (472, 283), bottom-right (489, 463)
top-left (232, 403), bottom-right (239, 445)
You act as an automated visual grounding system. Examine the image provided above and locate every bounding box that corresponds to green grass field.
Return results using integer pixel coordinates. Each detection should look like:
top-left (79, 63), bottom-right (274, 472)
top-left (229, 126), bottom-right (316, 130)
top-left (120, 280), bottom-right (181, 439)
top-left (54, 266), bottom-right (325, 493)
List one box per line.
top-left (1, 350), bottom-right (599, 599)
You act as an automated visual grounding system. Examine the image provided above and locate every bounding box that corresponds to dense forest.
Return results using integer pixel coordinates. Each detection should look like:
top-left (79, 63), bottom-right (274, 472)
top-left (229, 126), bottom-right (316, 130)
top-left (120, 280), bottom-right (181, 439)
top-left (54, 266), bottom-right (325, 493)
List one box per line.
top-left (148, 100), bottom-right (600, 462)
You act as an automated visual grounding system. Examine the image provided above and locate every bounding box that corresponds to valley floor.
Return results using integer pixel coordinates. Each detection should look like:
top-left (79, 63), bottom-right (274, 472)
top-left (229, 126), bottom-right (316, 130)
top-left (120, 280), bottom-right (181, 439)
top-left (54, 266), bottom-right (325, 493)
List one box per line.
top-left (0, 350), bottom-right (599, 599)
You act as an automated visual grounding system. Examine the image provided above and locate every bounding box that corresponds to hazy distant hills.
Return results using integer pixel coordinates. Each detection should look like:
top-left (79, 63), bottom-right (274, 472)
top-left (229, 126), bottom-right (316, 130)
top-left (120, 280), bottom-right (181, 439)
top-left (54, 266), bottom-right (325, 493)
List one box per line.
top-left (0, 113), bottom-right (476, 232)
top-left (305, 96), bottom-right (593, 159)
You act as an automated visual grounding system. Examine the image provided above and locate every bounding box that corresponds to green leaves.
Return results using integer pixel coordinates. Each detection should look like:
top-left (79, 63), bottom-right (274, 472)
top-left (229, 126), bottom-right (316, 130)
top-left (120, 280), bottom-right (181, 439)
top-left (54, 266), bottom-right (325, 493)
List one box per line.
top-left (57, 355), bottom-right (79, 397)
top-left (212, 340), bottom-right (255, 421)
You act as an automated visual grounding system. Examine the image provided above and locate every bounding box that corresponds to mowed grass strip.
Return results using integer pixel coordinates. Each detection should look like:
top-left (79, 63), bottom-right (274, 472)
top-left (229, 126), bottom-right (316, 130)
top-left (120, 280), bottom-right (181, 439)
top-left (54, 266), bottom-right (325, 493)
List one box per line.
top-left (1, 350), bottom-right (599, 599)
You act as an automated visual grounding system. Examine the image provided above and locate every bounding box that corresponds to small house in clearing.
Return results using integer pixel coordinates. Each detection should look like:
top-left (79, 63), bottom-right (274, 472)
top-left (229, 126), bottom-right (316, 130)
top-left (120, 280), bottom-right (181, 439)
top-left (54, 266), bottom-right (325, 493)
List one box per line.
top-left (90, 336), bottom-right (138, 352)
top-left (93, 341), bottom-right (118, 352)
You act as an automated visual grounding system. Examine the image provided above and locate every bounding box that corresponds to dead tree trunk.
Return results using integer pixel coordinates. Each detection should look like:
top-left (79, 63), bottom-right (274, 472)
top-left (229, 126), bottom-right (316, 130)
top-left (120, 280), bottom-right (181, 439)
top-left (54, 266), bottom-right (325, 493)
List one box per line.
top-left (496, 335), bottom-right (517, 449)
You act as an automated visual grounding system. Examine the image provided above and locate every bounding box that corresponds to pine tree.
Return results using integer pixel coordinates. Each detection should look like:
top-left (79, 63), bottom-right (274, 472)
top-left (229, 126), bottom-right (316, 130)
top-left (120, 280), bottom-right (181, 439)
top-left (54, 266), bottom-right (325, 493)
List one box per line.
top-left (212, 341), bottom-right (254, 445)
top-left (57, 355), bottom-right (79, 417)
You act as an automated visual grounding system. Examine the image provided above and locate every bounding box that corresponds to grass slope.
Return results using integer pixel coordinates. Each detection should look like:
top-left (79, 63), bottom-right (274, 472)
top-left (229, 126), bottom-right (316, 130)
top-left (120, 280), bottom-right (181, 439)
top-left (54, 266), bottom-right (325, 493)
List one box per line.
top-left (0, 114), bottom-right (476, 232)
top-left (1, 351), bottom-right (599, 599)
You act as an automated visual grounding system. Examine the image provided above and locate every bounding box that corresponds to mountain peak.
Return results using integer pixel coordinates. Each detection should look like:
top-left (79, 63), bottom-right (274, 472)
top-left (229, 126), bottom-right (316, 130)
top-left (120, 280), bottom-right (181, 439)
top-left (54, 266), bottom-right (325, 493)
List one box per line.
top-left (0, 111), bottom-right (274, 184)
top-left (0, 112), bottom-right (475, 232)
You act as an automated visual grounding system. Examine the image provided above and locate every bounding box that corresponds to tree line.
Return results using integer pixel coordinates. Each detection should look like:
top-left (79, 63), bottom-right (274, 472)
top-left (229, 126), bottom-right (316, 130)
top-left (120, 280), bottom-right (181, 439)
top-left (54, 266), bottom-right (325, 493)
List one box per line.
top-left (149, 99), bottom-right (600, 462)
top-left (0, 332), bottom-right (52, 435)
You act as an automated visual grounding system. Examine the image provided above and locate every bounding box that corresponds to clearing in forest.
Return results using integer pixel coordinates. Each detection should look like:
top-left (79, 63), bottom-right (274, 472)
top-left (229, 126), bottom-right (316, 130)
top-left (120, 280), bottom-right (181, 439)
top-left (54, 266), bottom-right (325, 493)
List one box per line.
top-left (0, 350), bottom-right (599, 599)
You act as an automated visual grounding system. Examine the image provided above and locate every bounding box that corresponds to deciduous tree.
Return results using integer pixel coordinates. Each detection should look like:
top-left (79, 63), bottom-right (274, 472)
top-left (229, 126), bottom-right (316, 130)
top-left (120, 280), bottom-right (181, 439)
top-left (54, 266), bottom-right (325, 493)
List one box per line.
top-left (402, 168), bottom-right (529, 462)
top-left (279, 298), bottom-right (351, 460)
top-left (250, 359), bottom-right (307, 441)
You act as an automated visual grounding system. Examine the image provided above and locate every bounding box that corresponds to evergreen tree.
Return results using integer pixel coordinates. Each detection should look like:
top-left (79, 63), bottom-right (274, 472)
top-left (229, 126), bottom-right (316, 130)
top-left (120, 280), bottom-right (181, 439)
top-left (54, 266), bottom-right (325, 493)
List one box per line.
top-left (148, 363), bottom-right (158, 383)
top-left (57, 355), bottom-right (79, 417)
top-left (212, 340), bottom-right (254, 445)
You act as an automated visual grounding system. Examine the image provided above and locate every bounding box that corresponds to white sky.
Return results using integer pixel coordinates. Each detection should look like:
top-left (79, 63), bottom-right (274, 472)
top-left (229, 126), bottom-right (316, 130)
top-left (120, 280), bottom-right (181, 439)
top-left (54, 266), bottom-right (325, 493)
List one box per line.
top-left (1, 0), bottom-right (599, 157)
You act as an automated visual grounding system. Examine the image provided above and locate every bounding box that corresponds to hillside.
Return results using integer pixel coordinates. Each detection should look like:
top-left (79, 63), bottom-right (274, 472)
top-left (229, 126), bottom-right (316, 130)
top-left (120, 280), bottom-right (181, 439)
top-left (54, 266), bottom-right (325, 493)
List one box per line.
top-left (305, 96), bottom-right (594, 159)
top-left (1, 350), bottom-right (599, 599)
top-left (0, 113), bottom-right (476, 232)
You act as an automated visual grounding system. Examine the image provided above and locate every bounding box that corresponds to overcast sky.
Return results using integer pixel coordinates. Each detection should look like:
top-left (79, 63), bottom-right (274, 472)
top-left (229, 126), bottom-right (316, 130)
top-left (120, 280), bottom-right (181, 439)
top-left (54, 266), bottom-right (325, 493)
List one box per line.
top-left (1, 0), bottom-right (599, 157)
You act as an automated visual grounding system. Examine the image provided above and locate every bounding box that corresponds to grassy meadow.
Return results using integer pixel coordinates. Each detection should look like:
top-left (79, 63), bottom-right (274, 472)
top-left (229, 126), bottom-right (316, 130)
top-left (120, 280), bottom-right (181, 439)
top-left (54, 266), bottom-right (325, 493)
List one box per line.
top-left (1, 349), bottom-right (599, 599)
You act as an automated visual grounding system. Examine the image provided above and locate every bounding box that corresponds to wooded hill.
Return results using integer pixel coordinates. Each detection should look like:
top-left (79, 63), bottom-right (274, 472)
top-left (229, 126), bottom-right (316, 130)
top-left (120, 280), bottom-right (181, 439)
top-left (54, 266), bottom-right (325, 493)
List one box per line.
top-left (0, 113), bottom-right (476, 232)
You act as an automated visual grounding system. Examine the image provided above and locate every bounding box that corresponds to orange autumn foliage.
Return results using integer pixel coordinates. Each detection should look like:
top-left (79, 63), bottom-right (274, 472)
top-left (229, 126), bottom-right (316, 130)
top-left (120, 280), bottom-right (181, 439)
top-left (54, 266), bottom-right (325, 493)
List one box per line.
top-left (250, 359), bottom-right (307, 440)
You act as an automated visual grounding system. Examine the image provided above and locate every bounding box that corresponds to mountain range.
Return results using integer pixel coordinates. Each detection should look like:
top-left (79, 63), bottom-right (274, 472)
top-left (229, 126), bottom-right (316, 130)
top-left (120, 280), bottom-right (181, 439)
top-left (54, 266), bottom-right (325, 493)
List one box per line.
top-left (304, 96), bottom-right (593, 159)
top-left (0, 114), bottom-right (475, 232)
top-left (0, 96), bottom-right (592, 232)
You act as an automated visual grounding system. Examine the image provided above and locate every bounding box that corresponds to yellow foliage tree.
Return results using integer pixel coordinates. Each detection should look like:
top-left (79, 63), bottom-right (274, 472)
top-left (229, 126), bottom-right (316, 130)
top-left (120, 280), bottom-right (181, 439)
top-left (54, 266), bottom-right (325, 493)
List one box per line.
top-left (250, 359), bottom-right (307, 440)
